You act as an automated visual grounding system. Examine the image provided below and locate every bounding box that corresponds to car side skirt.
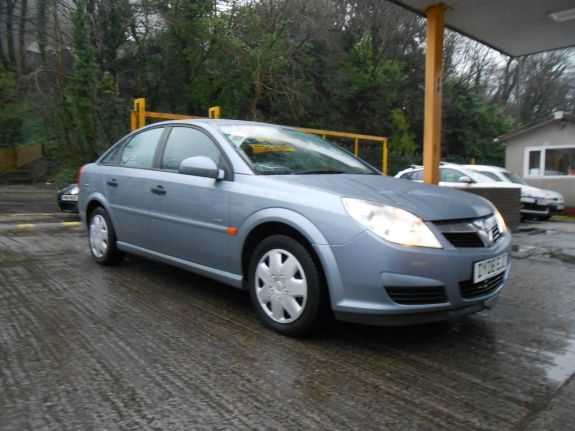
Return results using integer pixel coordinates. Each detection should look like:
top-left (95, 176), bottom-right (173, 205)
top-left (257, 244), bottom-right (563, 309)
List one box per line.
top-left (117, 242), bottom-right (244, 289)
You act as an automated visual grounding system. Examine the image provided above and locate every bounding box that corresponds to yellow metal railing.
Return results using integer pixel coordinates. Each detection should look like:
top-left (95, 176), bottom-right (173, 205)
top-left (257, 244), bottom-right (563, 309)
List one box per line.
top-left (131, 98), bottom-right (389, 174)
top-left (0, 144), bottom-right (43, 170)
top-left (131, 97), bottom-right (210, 131)
top-left (293, 127), bottom-right (388, 175)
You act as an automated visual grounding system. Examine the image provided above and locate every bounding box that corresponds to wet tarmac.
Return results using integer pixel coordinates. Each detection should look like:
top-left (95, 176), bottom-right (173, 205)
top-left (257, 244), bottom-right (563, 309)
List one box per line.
top-left (1, 187), bottom-right (575, 430)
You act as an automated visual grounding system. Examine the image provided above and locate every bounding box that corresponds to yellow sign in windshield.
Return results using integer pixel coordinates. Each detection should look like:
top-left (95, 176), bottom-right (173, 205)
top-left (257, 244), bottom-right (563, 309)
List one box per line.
top-left (252, 144), bottom-right (295, 154)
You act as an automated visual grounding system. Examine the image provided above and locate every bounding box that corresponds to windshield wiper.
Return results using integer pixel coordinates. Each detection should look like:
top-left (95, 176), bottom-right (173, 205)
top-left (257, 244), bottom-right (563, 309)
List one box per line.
top-left (295, 170), bottom-right (347, 175)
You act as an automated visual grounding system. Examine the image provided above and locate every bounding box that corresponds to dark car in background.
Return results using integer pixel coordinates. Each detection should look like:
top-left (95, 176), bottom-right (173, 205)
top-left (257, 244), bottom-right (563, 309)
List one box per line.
top-left (57, 183), bottom-right (79, 212)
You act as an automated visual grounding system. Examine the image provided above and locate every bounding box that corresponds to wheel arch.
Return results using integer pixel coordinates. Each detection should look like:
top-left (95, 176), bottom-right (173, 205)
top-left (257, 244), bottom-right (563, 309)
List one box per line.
top-left (84, 193), bottom-right (111, 227)
top-left (237, 210), bottom-right (334, 304)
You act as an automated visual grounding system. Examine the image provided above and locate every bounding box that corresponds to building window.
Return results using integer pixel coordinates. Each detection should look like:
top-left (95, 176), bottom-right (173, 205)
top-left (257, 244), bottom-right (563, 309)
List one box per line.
top-left (545, 148), bottom-right (575, 176)
top-left (526, 146), bottom-right (575, 177)
top-left (528, 150), bottom-right (541, 175)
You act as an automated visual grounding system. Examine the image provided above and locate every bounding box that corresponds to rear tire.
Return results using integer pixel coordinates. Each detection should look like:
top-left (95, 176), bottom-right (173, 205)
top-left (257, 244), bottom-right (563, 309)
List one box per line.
top-left (88, 207), bottom-right (125, 266)
top-left (248, 235), bottom-right (324, 336)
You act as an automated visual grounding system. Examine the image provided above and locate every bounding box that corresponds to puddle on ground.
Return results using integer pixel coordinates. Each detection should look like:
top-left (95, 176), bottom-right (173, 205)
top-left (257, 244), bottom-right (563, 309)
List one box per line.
top-left (512, 244), bottom-right (537, 253)
top-left (517, 227), bottom-right (557, 236)
top-left (543, 338), bottom-right (575, 383)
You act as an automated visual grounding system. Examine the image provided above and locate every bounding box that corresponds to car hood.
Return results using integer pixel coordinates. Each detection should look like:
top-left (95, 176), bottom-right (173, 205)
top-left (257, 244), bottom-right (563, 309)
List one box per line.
top-left (518, 184), bottom-right (563, 199)
top-left (545, 189), bottom-right (564, 199)
top-left (58, 183), bottom-right (79, 194)
top-left (271, 175), bottom-right (494, 221)
top-left (520, 184), bottom-right (547, 198)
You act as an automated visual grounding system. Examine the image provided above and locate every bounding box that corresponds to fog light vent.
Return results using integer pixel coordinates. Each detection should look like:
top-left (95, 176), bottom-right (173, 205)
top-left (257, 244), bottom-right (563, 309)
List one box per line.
top-left (386, 286), bottom-right (447, 305)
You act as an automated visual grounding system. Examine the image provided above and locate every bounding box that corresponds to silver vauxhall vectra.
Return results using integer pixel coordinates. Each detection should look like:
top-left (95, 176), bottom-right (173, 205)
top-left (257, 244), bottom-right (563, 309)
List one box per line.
top-left (79, 120), bottom-right (512, 336)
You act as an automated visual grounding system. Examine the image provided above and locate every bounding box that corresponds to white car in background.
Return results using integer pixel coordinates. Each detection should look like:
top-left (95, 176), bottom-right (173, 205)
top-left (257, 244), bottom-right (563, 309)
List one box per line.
top-left (463, 165), bottom-right (564, 220)
top-left (395, 164), bottom-right (520, 190)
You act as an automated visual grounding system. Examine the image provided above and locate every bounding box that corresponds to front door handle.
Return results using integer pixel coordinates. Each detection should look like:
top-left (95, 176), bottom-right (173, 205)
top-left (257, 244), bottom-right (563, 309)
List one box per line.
top-left (150, 185), bottom-right (166, 195)
top-left (107, 179), bottom-right (118, 187)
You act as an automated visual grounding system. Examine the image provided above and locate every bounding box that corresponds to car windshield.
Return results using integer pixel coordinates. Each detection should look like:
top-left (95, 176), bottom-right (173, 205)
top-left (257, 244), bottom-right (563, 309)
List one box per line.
top-left (219, 124), bottom-right (377, 175)
top-left (502, 171), bottom-right (527, 185)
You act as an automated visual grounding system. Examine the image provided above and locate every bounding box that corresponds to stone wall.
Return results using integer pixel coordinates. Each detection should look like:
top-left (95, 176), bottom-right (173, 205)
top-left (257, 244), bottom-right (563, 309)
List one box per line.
top-left (463, 187), bottom-right (521, 231)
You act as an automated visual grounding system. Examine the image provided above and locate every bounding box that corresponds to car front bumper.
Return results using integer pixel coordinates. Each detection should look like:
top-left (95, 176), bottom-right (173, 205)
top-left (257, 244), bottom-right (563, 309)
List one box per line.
top-left (317, 229), bottom-right (512, 326)
top-left (549, 202), bottom-right (564, 215)
top-left (57, 195), bottom-right (79, 213)
top-left (520, 197), bottom-right (550, 216)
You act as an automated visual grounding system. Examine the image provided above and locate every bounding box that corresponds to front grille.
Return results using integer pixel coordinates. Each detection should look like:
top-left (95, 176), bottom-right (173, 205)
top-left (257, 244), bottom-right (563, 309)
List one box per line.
top-left (459, 272), bottom-right (505, 298)
top-left (442, 232), bottom-right (484, 248)
top-left (435, 216), bottom-right (502, 248)
top-left (386, 286), bottom-right (447, 305)
top-left (491, 224), bottom-right (501, 242)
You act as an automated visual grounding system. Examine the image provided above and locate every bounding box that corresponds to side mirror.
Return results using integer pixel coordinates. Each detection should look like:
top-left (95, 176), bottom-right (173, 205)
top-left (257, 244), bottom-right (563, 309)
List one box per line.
top-left (179, 156), bottom-right (224, 180)
top-left (458, 175), bottom-right (473, 184)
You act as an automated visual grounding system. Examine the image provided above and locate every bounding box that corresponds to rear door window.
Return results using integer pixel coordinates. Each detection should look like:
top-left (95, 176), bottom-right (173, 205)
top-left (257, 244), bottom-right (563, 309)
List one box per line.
top-left (120, 128), bottom-right (164, 168)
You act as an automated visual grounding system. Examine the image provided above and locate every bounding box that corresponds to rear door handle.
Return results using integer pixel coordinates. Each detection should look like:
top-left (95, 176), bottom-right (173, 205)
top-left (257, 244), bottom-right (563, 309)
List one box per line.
top-left (107, 179), bottom-right (118, 187)
top-left (150, 185), bottom-right (166, 195)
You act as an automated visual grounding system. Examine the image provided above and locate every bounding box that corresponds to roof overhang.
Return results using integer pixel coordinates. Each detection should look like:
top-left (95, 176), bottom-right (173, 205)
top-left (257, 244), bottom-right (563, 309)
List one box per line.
top-left (496, 112), bottom-right (575, 142)
top-left (387, 0), bottom-right (575, 57)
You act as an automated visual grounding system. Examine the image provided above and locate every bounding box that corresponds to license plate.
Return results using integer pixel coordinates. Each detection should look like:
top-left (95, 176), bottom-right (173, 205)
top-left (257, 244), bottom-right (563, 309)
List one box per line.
top-left (473, 254), bottom-right (507, 284)
top-left (61, 195), bottom-right (78, 201)
top-left (557, 204), bottom-right (565, 210)
top-left (537, 198), bottom-right (546, 206)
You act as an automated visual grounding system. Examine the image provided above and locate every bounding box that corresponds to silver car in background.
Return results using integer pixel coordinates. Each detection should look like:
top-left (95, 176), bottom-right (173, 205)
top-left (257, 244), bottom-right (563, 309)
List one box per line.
top-left (463, 164), bottom-right (565, 220)
top-left (79, 120), bottom-right (512, 336)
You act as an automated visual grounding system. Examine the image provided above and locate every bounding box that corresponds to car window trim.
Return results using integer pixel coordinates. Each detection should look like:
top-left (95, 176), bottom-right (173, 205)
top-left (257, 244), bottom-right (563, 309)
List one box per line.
top-left (156, 124), bottom-right (234, 181)
top-left (101, 125), bottom-right (169, 170)
top-left (97, 136), bottom-right (130, 166)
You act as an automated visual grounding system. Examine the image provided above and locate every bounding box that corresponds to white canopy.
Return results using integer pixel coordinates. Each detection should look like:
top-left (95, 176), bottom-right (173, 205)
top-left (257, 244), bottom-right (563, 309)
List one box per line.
top-left (389, 0), bottom-right (575, 57)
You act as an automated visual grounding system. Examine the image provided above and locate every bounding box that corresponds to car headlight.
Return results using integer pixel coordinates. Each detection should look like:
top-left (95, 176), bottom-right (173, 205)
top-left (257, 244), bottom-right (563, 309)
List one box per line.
top-left (342, 198), bottom-right (442, 248)
top-left (494, 209), bottom-right (508, 234)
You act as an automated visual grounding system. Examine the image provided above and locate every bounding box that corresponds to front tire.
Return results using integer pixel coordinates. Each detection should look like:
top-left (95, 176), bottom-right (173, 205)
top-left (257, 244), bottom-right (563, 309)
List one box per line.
top-left (248, 235), bottom-right (324, 336)
top-left (88, 207), bottom-right (125, 265)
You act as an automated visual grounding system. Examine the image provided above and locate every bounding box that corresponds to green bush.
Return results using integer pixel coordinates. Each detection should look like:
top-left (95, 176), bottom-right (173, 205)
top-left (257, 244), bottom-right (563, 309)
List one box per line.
top-left (53, 166), bottom-right (79, 188)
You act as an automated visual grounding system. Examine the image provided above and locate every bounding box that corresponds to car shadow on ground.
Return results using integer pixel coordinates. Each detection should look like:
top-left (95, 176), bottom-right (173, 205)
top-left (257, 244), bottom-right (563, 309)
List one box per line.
top-left (119, 253), bottom-right (495, 353)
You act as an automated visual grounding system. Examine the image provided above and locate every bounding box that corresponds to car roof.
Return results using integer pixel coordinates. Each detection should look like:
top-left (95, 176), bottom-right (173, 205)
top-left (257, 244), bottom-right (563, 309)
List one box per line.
top-left (150, 118), bottom-right (304, 129)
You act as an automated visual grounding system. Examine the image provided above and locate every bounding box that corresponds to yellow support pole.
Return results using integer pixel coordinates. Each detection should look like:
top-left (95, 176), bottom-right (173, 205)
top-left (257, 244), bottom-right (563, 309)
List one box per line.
top-left (383, 138), bottom-right (389, 175)
top-left (208, 106), bottom-right (221, 119)
top-left (354, 138), bottom-right (359, 156)
top-left (138, 98), bottom-right (146, 129)
top-left (423, 4), bottom-right (447, 185)
top-left (132, 98), bottom-right (146, 131)
top-left (130, 111), bottom-right (138, 132)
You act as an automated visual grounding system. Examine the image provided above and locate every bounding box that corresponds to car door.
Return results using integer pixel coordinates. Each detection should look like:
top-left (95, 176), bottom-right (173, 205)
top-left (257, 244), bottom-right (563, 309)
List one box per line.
top-left (146, 125), bottom-right (233, 271)
top-left (104, 126), bottom-right (166, 250)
